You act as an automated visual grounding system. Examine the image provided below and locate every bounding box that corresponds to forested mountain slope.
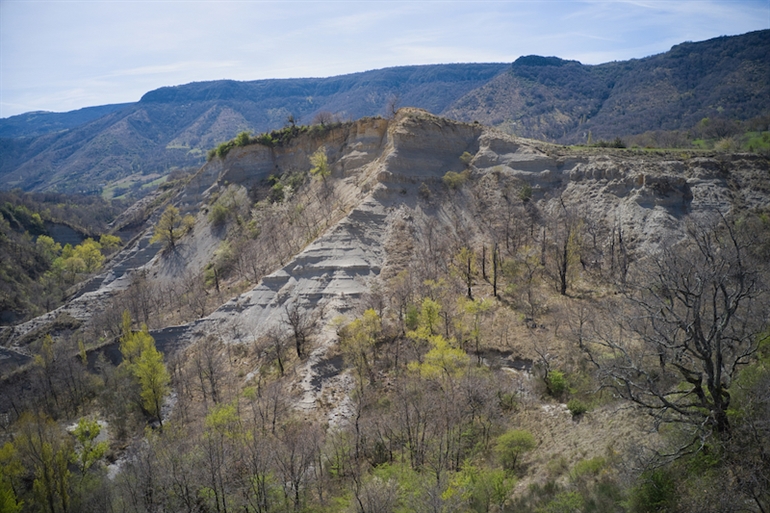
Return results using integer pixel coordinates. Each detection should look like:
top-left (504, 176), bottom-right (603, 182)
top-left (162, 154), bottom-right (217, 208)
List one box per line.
top-left (445, 29), bottom-right (770, 141)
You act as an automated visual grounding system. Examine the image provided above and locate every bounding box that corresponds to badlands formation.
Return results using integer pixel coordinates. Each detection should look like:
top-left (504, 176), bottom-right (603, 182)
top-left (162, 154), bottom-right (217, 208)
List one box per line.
top-left (2, 108), bottom-right (768, 419)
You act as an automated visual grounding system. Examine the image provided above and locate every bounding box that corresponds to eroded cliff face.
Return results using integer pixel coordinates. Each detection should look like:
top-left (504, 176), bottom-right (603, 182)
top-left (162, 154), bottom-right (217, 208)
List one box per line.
top-left (3, 109), bottom-right (768, 417)
top-left (153, 109), bottom-right (770, 421)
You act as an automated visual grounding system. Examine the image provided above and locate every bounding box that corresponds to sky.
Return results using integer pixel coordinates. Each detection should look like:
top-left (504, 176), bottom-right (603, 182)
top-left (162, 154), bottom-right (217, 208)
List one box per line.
top-left (1, 0), bottom-right (768, 118)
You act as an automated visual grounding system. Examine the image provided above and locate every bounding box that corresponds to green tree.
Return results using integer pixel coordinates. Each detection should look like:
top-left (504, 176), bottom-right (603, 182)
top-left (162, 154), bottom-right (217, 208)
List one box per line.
top-left (495, 430), bottom-right (536, 471)
top-left (72, 238), bottom-right (103, 273)
top-left (98, 234), bottom-right (121, 254)
top-left (340, 309), bottom-right (382, 387)
top-left (72, 418), bottom-right (107, 476)
top-left (119, 311), bottom-right (154, 366)
top-left (408, 297), bottom-right (442, 341)
top-left (119, 311), bottom-right (170, 427)
top-left (134, 343), bottom-right (170, 427)
top-left (16, 413), bottom-right (75, 513)
top-left (201, 402), bottom-right (241, 513)
top-left (50, 239), bottom-right (108, 283)
top-left (408, 334), bottom-right (469, 380)
top-left (36, 235), bottom-right (62, 263)
top-left (0, 442), bottom-right (24, 513)
top-left (457, 296), bottom-right (492, 362)
top-left (150, 205), bottom-right (195, 250)
top-left (309, 147), bottom-right (330, 182)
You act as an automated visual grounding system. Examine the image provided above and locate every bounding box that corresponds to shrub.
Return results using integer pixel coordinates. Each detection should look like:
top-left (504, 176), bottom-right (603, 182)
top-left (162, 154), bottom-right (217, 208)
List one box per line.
top-left (498, 392), bottom-right (518, 412)
top-left (546, 369), bottom-right (569, 398)
top-left (216, 141), bottom-right (235, 159)
top-left (255, 133), bottom-right (275, 146)
top-left (539, 491), bottom-right (585, 513)
top-left (270, 183), bottom-right (285, 203)
top-left (571, 457), bottom-right (605, 480)
top-left (286, 172), bottom-right (306, 191)
top-left (567, 398), bottom-right (588, 417)
top-left (234, 131), bottom-right (251, 147)
top-left (208, 203), bottom-right (229, 226)
top-left (459, 151), bottom-right (474, 166)
top-left (442, 169), bottom-right (470, 189)
top-left (99, 234), bottom-right (122, 254)
top-left (627, 469), bottom-right (676, 513)
top-left (592, 137), bottom-right (626, 148)
top-left (714, 137), bottom-right (739, 152)
top-left (519, 183), bottom-right (533, 202)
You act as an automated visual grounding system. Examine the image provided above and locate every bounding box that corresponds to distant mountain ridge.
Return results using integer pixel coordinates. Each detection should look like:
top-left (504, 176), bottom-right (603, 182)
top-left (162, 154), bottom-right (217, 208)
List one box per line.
top-left (1, 29), bottom-right (768, 194)
top-left (0, 104), bottom-right (132, 139)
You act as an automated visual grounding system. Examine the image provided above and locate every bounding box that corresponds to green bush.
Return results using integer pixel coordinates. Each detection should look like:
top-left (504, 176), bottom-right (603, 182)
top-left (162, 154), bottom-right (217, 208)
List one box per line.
top-left (626, 469), bottom-right (676, 513)
top-left (286, 172), bottom-right (306, 191)
top-left (405, 304), bottom-right (419, 331)
top-left (571, 457), bottom-right (605, 480)
top-left (519, 183), bottom-right (533, 202)
top-left (270, 183), bottom-right (285, 203)
top-left (567, 398), bottom-right (588, 417)
top-left (537, 491), bottom-right (585, 513)
top-left (546, 369), bottom-right (569, 398)
top-left (592, 137), bottom-right (626, 148)
top-left (443, 170), bottom-right (470, 189)
top-left (208, 203), bottom-right (229, 226)
top-left (256, 133), bottom-right (275, 146)
top-left (418, 182), bottom-right (431, 199)
top-left (234, 131), bottom-right (251, 147)
top-left (498, 392), bottom-right (518, 412)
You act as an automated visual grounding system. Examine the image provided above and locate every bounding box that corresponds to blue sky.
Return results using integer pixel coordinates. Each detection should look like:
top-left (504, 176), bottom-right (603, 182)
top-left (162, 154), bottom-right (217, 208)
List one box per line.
top-left (1, 0), bottom-right (768, 118)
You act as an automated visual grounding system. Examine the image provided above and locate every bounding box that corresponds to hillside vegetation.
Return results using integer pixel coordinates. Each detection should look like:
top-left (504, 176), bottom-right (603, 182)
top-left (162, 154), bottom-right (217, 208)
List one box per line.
top-left (1, 30), bottom-right (768, 196)
top-left (0, 110), bottom-right (768, 512)
top-left (0, 191), bottom-right (127, 323)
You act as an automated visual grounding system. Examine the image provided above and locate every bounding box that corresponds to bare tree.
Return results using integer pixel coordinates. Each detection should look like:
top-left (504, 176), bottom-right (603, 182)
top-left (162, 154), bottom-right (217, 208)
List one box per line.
top-left (283, 302), bottom-right (316, 359)
top-left (582, 214), bottom-right (768, 439)
top-left (273, 420), bottom-right (322, 510)
top-left (312, 111), bottom-right (336, 126)
top-left (544, 198), bottom-right (582, 296)
top-left (262, 327), bottom-right (290, 376)
top-left (194, 335), bottom-right (227, 406)
top-left (385, 94), bottom-right (401, 118)
top-left (453, 247), bottom-right (477, 300)
top-left (246, 378), bottom-right (288, 436)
